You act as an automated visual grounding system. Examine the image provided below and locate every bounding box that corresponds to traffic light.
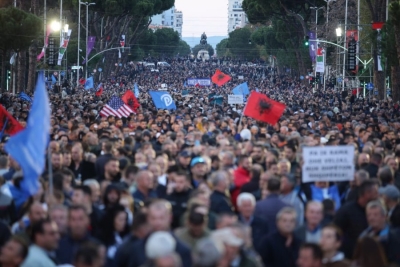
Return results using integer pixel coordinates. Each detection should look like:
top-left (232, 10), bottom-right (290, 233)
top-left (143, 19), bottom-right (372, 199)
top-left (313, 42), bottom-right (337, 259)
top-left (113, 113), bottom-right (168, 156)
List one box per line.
top-left (304, 36), bottom-right (309, 46)
top-left (7, 70), bottom-right (11, 80)
top-left (316, 72), bottom-right (321, 84)
top-left (48, 36), bottom-right (55, 66)
top-left (347, 39), bottom-right (357, 71)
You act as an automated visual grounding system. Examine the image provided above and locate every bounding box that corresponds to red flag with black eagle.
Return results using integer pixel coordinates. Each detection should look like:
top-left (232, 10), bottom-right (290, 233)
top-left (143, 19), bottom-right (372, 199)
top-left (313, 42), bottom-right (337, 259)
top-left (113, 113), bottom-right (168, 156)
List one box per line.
top-left (95, 87), bottom-right (103, 96)
top-left (122, 90), bottom-right (140, 113)
top-left (244, 92), bottom-right (286, 125)
top-left (211, 69), bottom-right (231, 86)
top-left (0, 105), bottom-right (24, 136)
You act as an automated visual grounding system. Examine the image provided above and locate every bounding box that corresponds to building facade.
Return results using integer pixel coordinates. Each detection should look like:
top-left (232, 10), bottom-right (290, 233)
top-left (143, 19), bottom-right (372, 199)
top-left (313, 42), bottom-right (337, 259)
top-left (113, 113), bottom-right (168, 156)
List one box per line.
top-left (150, 7), bottom-right (183, 38)
top-left (228, 0), bottom-right (248, 33)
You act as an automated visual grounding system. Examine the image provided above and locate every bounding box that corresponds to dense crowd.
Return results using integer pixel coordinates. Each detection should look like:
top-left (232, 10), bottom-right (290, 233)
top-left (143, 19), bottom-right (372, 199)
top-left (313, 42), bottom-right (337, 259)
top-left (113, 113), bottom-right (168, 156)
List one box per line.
top-left (0, 58), bottom-right (399, 267)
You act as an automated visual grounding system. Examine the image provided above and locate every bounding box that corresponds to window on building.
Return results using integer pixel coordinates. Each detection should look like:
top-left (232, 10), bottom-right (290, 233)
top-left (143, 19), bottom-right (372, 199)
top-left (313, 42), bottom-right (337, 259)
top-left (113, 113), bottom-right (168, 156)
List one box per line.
top-left (171, 16), bottom-right (173, 20)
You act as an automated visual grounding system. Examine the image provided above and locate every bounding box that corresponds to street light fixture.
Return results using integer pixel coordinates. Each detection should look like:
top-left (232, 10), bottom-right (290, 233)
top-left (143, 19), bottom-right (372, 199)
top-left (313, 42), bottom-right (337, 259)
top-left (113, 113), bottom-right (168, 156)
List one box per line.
top-left (336, 27), bottom-right (342, 37)
top-left (50, 20), bottom-right (61, 32)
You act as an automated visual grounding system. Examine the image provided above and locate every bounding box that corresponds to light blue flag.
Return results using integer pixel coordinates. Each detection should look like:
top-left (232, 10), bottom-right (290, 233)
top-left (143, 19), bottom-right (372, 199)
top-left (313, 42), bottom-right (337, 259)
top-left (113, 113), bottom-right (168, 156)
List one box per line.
top-left (149, 91), bottom-right (176, 110)
top-left (134, 83), bottom-right (140, 98)
top-left (85, 77), bottom-right (94, 90)
top-left (232, 82), bottom-right (250, 96)
top-left (5, 72), bottom-right (50, 199)
top-left (51, 74), bottom-right (57, 85)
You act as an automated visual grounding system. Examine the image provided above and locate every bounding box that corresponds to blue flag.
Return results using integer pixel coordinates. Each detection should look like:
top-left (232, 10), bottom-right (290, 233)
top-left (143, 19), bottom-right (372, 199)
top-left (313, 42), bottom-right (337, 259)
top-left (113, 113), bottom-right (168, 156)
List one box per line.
top-left (232, 82), bottom-right (250, 96)
top-left (85, 77), bottom-right (94, 90)
top-left (18, 92), bottom-right (32, 103)
top-left (149, 91), bottom-right (176, 110)
top-left (183, 81), bottom-right (187, 88)
top-left (5, 72), bottom-right (50, 199)
top-left (134, 83), bottom-right (140, 98)
top-left (51, 74), bottom-right (57, 85)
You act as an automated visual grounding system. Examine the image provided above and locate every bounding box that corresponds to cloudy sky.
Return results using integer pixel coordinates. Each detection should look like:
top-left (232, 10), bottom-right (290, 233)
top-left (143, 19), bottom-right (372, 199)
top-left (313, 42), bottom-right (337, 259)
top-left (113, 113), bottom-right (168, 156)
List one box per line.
top-left (174, 0), bottom-right (228, 37)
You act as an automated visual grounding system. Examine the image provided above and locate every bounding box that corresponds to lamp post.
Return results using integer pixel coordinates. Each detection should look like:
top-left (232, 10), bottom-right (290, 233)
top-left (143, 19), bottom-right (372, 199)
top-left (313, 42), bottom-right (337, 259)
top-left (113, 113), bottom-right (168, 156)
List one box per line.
top-left (336, 26), bottom-right (343, 90)
top-left (80, 2), bottom-right (95, 82)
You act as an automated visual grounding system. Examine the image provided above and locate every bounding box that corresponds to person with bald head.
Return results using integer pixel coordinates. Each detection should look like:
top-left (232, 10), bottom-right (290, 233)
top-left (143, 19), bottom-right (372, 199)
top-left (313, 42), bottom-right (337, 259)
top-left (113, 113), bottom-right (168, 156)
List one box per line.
top-left (68, 143), bottom-right (96, 181)
top-left (133, 170), bottom-right (157, 202)
top-left (356, 153), bottom-right (370, 170)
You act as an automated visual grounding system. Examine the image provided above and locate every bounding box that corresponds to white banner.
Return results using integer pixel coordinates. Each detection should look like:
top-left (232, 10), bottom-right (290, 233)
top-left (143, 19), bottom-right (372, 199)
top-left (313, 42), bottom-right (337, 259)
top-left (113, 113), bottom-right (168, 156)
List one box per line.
top-left (57, 29), bottom-right (72, 65)
top-left (238, 75), bottom-right (244, 80)
top-left (228, 95), bottom-right (244, 104)
top-left (302, 146), bottom-right (355, 183)
top-left (187, 78), bottom-right (211, 86)
top-left (316, 55), bottom-right (325, 73)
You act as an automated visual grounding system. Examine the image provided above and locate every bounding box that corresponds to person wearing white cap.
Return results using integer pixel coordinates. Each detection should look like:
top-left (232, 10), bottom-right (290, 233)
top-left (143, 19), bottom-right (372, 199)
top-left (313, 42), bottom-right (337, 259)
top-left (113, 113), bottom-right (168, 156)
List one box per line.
top-left (379, 185), bottom-right (400, 219)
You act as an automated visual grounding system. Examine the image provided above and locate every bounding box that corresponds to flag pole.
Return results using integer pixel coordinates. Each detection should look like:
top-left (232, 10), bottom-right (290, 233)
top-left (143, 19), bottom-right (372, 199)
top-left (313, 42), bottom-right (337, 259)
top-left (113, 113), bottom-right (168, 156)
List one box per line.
top-left (47, 145), bottom-right (53, 198)
top-left (238, 101), bottom-right (248, 129)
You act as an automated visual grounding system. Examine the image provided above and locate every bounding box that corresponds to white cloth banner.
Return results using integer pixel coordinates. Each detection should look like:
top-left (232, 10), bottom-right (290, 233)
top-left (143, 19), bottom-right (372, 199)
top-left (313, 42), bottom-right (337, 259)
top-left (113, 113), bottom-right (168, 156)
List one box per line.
top-left (302, 146), bottom-right (355, 183)
top-left (187, 78), bottom-right (211, 86)
top-left (228, 95), bottom-right (244, 104)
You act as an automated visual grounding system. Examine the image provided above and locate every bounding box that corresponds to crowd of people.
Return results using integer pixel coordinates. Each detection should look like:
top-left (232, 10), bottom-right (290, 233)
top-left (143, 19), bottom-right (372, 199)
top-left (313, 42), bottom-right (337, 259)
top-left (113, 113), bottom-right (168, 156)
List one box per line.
top-left (0, 58), bottom-right (399, 267)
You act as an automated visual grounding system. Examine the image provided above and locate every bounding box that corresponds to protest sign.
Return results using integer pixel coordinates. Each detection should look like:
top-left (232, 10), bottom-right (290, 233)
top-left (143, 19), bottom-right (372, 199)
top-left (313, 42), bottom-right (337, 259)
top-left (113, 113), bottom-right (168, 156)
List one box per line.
top-left (302, 146), bottom-right (355, 183)
top-left (187, 78), bottom-right (211, 86)
top-left (228, 95), bottom-right (244, 104)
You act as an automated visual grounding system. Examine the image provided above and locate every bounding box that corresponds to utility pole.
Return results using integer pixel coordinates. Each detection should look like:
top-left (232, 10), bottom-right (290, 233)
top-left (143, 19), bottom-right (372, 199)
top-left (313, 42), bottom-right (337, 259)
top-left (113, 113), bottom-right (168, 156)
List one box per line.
top-left (76, 2), bottom-right (81, 87)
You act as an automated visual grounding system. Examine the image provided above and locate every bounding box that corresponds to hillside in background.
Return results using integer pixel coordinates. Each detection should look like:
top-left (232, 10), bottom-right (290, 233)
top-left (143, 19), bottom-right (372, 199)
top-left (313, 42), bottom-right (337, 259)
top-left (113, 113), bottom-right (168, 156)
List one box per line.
top-left (182, 36), bottom-right (227, 50)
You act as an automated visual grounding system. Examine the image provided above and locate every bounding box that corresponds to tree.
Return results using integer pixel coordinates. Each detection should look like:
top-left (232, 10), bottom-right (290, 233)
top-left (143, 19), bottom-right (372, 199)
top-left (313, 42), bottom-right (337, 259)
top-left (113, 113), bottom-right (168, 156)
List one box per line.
top-left (153, 28), bottom-right (180, 56)
top-left (388, 1), bottom-right (400, 102)
top-left (175, 40), bottom-right (191, 56)
top-left (216, 38), bottom-right (229, 57)
top-left (0, 7), bottom-right (41, 92)
top-left (192, 44), bottom-right (214, 57)
top-left (227, 28), bottom-right (259, 60)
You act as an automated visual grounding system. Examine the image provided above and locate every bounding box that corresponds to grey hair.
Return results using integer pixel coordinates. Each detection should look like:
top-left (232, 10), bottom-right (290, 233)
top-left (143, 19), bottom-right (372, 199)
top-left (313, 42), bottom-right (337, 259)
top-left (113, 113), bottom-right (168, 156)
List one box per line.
top-left (83, 179), bottom-right (100, 187)
top-left (276, 207), bottom-right (297, 221)
top-left (209, 171), bottom-right (229, 187)
top-left (366, 200), bottom-right (387, 216)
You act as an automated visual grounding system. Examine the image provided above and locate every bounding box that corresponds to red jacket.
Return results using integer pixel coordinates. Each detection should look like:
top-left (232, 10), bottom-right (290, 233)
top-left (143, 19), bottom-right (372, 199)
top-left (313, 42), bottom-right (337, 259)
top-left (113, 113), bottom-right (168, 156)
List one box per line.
top-left (231, 167), bottom-right (251, 210)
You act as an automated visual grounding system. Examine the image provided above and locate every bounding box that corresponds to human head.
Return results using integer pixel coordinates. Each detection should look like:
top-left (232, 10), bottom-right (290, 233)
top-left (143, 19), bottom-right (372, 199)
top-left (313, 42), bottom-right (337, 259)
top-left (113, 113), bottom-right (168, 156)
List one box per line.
top-left (136, 170), bottom-right (154, 192)
top-left (0, 236), bottom-right (29, 266)
top-left (366, 200), bottom-right (387, 231)
top-left (68, 205), bottom-right (90, 240)
top-left (284, 144), bottom-right (297, 162)
top-left (209, 171), bottom-right (229, 193)
top-left (72, 185), bottom-right (92, 207)
top-left (49, 204), bottom-right (68, 236)
top-left (353, 237), bottom-right (388, 267)
top-left (191, 157), bottom-right (207, 178)
top-left (305, 201), bottom-right (324, 228)
top-left (104, 157), bottom-right (120, 181)
top-left (267, 177), bottom-right (281, 194)
top-left (51, 152), bottom-right (63, 170)
top-left (173, 171), bottom-right (190, 193)
top-left (358, 180), bottom-right (379, 206)
top-left (237, 193), bottom-right (256, 219)
top-left (83, 179), bottom-right (101, 203)
top-left (238, 156), bottom-right (252, 171)
top-left (147, 200), bottom-right (172, 232)
top-left (28, 201), bottom-right (46, 223)
top-left (280, 173), bottom-right (296, 194)
top-left (277, 159), bottom-right (291, 175)
top-left (276, 207), bottom-right (297, 235)
top-left (297, 243), bottom-right (323, 267)
top-left (74, 241), bottom-right (105, 267)
top-left (319, 225), bottom-right (343, 254)
top-left (30, 219), bottom-right (60, 251)
top-left (187, 207), bottom-right (208, 238)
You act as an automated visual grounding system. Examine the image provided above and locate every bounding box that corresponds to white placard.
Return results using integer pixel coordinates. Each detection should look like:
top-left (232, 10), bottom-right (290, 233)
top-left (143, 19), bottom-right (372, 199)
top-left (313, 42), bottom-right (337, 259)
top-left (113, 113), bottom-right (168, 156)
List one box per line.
top-left (238, 75), bottom-right (244, 80)
top-left (228, 95), bottom-right (244, 104)
top-left (161, 83), bottom-right (167, 88)
top-left (302, 146), bottom-right (355, 183)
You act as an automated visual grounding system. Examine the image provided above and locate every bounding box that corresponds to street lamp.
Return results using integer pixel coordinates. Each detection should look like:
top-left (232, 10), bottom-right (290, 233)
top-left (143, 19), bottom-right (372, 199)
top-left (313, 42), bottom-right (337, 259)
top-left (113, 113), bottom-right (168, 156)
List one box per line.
top-left (77, 2), bottom-right (95, 86)
top-left (50, 20), bottom-right (61, 32)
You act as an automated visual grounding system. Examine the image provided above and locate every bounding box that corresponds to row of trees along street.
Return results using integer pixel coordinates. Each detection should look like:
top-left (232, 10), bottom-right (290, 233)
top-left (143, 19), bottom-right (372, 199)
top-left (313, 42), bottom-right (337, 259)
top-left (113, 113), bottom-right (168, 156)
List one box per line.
top-left (0, 0), bottom-right (191, 93)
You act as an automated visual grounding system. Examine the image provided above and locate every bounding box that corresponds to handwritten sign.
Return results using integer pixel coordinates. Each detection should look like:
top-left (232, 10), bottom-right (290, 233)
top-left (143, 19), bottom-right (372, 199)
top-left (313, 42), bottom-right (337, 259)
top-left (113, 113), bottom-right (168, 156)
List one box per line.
top-left (228, 95), bottom-right (244, 104)
top-left (302, 146), bottom-right (355, 183)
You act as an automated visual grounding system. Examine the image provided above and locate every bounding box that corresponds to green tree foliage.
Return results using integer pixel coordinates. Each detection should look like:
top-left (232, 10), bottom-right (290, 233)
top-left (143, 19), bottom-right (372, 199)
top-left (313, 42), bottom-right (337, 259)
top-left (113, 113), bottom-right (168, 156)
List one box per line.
top-left (0, 7), bottom-right (42, 53)
top-left (192, 44), bottom-right (214, 57)
top-left (175, 40), bottom-right (191, 56)
top-left (153, 28), bottom-right (180, 56)
top-left (227, 28), bottom-right (259, 59)
top-left (216, 38), bottom-right (229, 57)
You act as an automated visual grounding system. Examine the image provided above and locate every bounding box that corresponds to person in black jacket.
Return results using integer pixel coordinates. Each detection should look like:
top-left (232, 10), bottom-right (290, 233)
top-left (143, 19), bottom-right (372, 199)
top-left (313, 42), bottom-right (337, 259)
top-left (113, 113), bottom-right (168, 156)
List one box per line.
top-left (127, 200), bottom-right (192, 267)
top-left (166, 171), bottom-right (192, 229)
top-left (209, 171), bottom-right (234, 214)
top-left (258, 207), bottom-right (301, 267)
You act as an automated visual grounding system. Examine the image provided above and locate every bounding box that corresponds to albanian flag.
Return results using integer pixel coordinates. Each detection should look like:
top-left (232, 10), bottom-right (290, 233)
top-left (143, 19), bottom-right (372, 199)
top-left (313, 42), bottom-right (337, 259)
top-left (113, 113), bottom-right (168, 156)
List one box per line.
top-left (0, 105), bottom-right (24, 136)
top-left (244, 92), bottom-right (286, 125)
top-left (212, 69), bottom-right (231, 86)
top-left (95, 87), bottom-right (103, 96)
top-left (122, 90), bottom-right (140, 113)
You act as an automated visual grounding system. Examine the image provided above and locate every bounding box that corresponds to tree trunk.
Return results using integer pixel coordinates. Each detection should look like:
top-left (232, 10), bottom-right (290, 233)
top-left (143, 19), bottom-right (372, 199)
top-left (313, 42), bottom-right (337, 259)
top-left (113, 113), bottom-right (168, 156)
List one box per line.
top-left (27, 42), bottom-right (38, 93)
top-left (391, 66), bottom-right (400, 103)
top-left (374, 68), bottom-right (385, 99)
top-left (17, 50), bottom-right (26, 92)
